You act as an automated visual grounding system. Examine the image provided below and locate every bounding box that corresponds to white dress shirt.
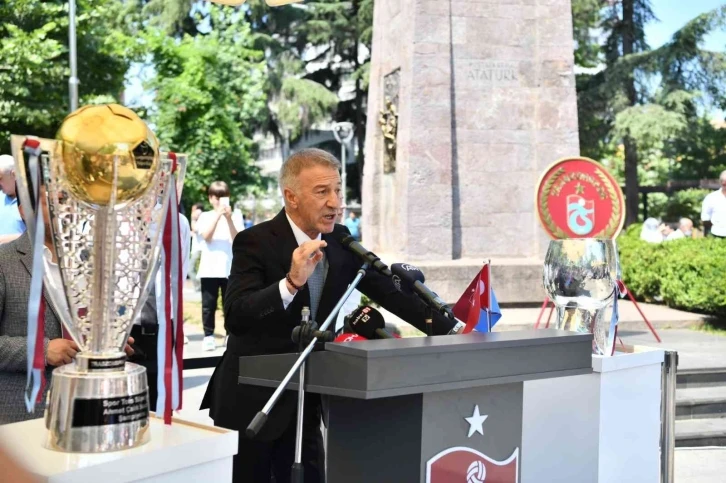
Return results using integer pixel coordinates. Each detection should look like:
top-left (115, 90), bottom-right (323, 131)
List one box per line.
top-left (701, 189), bottom-right (726, 237)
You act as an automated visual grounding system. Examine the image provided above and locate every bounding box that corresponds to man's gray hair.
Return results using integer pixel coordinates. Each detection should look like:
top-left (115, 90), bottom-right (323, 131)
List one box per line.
top-left (720, 170), bottom-right (726, 182)
top-left (0, 154), bottom-right (14, 174)
top-left (279, 148), bottom-right (341, 192)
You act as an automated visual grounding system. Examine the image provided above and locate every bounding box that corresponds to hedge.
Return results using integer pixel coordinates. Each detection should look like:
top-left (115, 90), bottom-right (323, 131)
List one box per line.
top-left (617, 224), bottom-right (726, 317)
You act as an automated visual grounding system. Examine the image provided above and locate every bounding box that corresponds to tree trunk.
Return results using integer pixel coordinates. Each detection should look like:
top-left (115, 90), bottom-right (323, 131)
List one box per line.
top-left (622, 0), bottom-right (639, 226)
top-left (623, 137), bottom-right (639, 225)
top-left (352, 0), bottom-right (366, 202)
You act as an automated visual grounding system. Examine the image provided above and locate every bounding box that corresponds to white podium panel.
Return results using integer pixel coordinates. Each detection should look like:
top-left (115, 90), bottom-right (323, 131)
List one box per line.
top-left (0, 416), bottom-right (238, 483)
top-left (521, 347), bottom-right (664, 483)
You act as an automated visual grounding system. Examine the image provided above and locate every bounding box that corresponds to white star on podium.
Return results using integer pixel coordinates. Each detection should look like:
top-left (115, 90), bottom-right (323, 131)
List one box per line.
top-left (465, 405), bottom-right (488, 438)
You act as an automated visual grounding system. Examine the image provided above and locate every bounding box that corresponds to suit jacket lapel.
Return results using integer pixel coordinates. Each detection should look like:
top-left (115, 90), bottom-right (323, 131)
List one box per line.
top-left (16, 233), bottom-right (63, 324)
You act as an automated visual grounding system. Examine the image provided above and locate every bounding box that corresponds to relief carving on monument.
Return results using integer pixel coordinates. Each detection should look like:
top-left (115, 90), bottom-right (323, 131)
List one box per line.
top-left (379, 69), bottom-right (400, 174)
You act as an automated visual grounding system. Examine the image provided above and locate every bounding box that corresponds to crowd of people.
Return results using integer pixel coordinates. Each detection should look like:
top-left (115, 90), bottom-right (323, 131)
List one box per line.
top-left (640, 169), bottom-right (726, 243)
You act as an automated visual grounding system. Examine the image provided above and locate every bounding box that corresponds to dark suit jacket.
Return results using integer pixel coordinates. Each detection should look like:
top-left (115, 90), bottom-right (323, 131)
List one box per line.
top-left (0, 233), bottom-right (63, 424)
top-left (201, 209), bottom-right (455, 440)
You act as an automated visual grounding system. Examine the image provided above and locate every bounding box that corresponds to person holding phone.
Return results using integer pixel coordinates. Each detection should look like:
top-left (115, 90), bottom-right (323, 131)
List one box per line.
top-left (196, 181), bottom-right (242, 351)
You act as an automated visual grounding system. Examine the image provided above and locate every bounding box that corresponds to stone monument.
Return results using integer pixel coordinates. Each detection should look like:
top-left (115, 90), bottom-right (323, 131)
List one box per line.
top-left (362, 0), bottom-right (580, 303)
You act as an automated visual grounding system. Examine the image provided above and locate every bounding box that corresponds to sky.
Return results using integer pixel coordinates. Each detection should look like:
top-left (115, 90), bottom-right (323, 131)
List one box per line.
top-left (644, 0), bottom-right (726, 50)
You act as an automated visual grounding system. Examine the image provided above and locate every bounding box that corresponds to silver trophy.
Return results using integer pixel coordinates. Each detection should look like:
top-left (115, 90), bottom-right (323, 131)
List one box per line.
top-left (542, 238), bottom-right (619, 356)
top-left (11, 104), bottom-right (175, 452)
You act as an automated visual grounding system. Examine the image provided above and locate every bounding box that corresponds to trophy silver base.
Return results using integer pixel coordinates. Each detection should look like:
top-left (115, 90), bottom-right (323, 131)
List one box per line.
top-left (44, 358), bottom-right (151, 453)
top-left (556, 305), bottom-right (612, 356)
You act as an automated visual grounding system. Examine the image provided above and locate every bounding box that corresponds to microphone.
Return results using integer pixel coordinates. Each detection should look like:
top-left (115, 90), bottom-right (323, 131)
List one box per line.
top-left (348, 305), bottom-right (397, 340)
top-left (390, 263), bottom-right (457, 321)
top-left (334, 232), bottom-right (392, 277)
top-left (333, 333), bottom-right (368, 343)
top-left (291, 324), bottom-right (335, 344)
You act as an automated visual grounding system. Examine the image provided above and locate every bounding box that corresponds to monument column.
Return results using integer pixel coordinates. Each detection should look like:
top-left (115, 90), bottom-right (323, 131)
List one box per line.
top-left (363, 0), bottom-right (580, 303)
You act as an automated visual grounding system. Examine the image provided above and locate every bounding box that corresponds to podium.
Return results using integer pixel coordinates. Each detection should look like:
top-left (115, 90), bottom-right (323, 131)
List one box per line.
top-left (238, 329), bottom-right (592, 483)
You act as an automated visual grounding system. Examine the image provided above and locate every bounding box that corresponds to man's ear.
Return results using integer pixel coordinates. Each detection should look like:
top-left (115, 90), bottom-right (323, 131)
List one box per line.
top-left (283, 187), bottom-right (297, 209)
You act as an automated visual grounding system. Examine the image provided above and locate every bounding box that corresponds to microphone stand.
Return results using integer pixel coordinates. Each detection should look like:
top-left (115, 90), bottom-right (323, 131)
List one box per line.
top-left (246, 262), bottom-right (370, 440)
top-left (291, 306), bottom-right (311, 483)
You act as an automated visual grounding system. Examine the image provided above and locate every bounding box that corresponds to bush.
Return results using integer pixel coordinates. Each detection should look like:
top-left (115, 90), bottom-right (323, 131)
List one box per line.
top-left (642, 188), bottom-right (710, 226)
top-left (617, 224), bottom-right (726, 316)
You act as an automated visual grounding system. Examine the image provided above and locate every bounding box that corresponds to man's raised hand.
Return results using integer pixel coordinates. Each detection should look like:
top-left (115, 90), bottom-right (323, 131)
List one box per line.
top-left (288, 240), bottom-right (327, 290)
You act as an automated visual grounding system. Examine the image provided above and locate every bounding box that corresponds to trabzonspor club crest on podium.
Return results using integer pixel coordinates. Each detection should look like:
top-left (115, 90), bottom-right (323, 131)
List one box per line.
top-left (536, 157), bottom-right (625, 239)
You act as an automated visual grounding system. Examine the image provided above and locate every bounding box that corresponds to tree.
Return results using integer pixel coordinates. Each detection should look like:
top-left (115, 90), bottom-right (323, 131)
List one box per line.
top-left (136, 0), bottom-right (374, 200)
top-left (301, 0), bottom-right (373, 201)
top-left (0, 0), bottom-right (138, 152)
top-left (143, 6), bottom-right (268, 208)
top-left (574, 2), bottom-right (726, 225)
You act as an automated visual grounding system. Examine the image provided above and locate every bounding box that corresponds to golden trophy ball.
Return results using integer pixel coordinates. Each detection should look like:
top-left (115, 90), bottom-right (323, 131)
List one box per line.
top-left (56, 104), bottom-right (159, 206)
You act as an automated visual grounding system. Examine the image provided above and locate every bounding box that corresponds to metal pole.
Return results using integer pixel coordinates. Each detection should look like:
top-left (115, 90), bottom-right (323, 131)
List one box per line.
top-left (291, 307), bottom-right (310, 483)
top-left (68, 0), bottom-right (79, 111)
top-left (660, 350), bottom-right (677, 483)
top-left (332, 122), bottom-right (354, 219)
top-left (341, 142), bottom-right (347, 217)
top-left (246, 263), bottom-right (369, 438)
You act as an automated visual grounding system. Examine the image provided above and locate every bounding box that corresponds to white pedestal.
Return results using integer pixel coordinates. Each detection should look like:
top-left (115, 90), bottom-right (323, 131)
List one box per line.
top-left (0, 416), bottom-right (238, 483)
top-left (521, 347), bottom-right (664, 483)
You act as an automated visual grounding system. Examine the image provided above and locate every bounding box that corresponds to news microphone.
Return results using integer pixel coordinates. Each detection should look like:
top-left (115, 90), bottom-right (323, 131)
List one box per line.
top-left (348, 305), bottom-right (397, 340)
top-left (333, 333), bottom-right (368, 343)
top-left (334, 232), bottom-right (392, 277)
top-left (390, 263), bottom-right (457, 321)
top-left (291, 324), bottom-right (335, 344)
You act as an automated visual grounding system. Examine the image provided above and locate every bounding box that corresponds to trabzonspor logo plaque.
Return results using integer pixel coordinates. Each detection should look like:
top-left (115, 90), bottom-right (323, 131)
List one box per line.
top-left (426, 447), bottom-right (519, 482)
top-left (536, 157), bottom-right (625, 239)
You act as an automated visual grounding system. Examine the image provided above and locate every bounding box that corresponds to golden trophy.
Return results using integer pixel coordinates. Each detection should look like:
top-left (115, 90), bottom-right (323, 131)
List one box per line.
top-left (11, 104), bottom-right (179, 452)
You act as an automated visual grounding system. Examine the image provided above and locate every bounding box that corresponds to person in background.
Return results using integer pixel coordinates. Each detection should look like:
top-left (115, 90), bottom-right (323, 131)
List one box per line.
top-left (243, 212), bottom-right (254, 229)
top-left (664, 217), bottom-right (702, 241)
top-left (196, 182), bottom-right (242, 351)
top-left (640, 217), bottom-right (663, 243)
top-left (701, 170), bottom-right (726, 238)
top-left (129, 207), bottom-right (190, 406)
top-left (0, 185), bottom-right (75, 424)
top-left (0, 155), bottom-right (26, 244)
top-left (343, 210), bottom-right (361, 241)
top-left (188, 202), bottom-right (205, 292)
top-left (679, 217), bottom-right (703, 238)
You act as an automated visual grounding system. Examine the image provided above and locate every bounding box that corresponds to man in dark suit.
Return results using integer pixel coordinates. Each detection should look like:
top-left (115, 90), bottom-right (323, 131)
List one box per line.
top-left (202, 148), bottom-right (456, 482)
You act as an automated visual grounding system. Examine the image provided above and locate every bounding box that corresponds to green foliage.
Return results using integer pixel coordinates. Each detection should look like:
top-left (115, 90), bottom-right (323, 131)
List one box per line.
top-left (0, 0), bottom-right (138, 152)
top-left (242, 0), bottom-right (372, 199)
top-left (641, 189), bottom-right (709, 225)
top-left (618, 224), bottom-right (667, 300)
top-left (142, 0), bottom-right (196, 36)
top-left (267, 53), bottom-right (339, 139)
top-left (618, 224), bottom-right (726, 316)
top-left (571, 0), bottom-right (606, 68)
top-left (143, 6), bottom-right (268, 208)
top-left (662, 189), bottom-right (709, 222)
top-left (575, 2), bottom-right (726, 225)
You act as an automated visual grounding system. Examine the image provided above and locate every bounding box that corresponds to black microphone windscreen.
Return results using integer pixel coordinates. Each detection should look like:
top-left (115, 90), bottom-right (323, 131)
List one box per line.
top-left (332, 229), bottom-right (353, 246)
top-left (348, 305), bottom-right (385, 340)
top-left (391, 263), bottom-right (425, 295)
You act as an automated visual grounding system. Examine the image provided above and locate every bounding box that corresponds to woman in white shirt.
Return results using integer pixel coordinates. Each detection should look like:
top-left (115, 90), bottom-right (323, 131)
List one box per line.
top-left (196, 181), bottom-right (242, 351)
